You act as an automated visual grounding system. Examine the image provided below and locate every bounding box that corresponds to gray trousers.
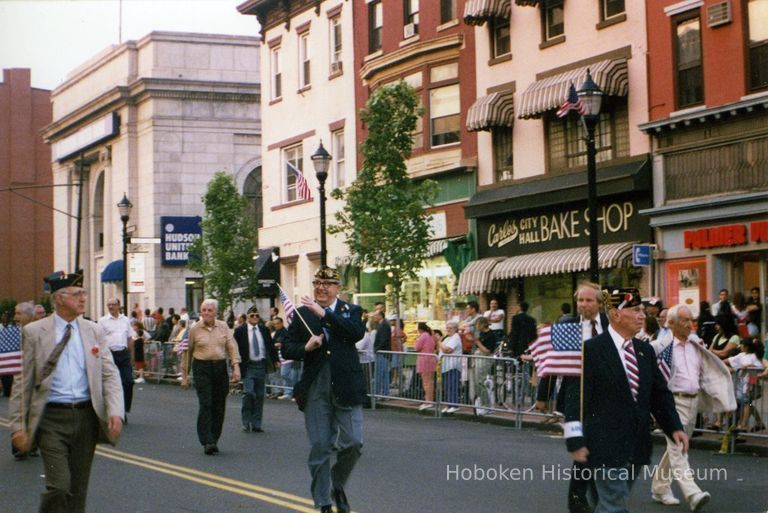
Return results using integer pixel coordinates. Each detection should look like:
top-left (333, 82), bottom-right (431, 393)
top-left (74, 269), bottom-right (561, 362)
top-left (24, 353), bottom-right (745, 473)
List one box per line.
top-left (242, 360), bottom-right (266, 430)
top-left (37, 404), bottom-right (99, 513)
top-left (304, 363), bottom-right (363, 509)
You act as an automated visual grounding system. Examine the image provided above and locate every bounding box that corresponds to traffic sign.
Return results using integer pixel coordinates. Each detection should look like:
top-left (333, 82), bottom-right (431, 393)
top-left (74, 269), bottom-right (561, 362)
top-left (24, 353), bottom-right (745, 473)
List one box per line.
top-left (632, 244), bottom-right (651, 267)
top-left (129, 237), bottom-right (161, 244)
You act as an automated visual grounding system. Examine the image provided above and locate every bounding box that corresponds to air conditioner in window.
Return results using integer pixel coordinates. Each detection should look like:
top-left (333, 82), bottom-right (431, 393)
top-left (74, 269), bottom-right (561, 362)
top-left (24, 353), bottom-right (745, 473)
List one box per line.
top-left (330, 61), bottom-right (343, 74)
top-left (403, 23), bottom-right (418, 39)
top-left (706, 1), bottom-right (731, 28)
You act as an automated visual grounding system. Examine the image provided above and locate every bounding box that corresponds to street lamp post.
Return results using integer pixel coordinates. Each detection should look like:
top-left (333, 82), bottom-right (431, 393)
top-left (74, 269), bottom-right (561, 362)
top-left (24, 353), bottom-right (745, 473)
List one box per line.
top-left (577, 69), bottom-right (603, 284)
top-left (117, 193), bottom-right (133, 314)
top-left (311, 141), bottom-right (332, 268)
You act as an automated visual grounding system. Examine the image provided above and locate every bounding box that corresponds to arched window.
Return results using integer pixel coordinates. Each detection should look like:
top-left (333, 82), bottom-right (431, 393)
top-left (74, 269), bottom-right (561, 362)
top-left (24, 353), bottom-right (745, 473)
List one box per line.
top-left (243, 166), bottom-right (263, 230)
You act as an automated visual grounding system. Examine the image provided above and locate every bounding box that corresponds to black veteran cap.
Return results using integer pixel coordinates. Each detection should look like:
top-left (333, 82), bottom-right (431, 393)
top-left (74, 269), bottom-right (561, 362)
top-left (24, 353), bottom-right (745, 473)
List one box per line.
top-left (44, 269), bottom-right (84, 293)
top-left (603, 287), bottom-right (642, 310)
top-left (314, 266), bottom-right (340, 282)
top-left (247, 305), bottom-right (260, 315)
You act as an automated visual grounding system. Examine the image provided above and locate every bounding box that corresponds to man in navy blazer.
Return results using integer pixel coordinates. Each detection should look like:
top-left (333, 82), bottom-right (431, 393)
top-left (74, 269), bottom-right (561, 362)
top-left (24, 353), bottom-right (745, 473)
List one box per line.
top-left (281, 267), bottom-right (366, 513)
top-left (565, 288), bottom-right (686, 513)
top-left (233, 306), bottom-right (279, 433)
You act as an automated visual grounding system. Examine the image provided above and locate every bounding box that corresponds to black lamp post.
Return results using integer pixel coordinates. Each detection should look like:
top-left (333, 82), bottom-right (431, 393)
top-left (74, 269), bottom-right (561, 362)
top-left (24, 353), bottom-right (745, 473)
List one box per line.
top-left (117, 193), bottom-right (133, 313)
top-left (577, 69), bottom-right (603, 284)
top-left (311, 141), bottom-right (332, 268)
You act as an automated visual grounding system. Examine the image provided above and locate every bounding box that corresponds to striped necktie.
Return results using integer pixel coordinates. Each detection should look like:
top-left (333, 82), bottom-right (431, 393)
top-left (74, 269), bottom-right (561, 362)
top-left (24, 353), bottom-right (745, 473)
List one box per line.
top-left (39, 323), bottom-right (73, 383)
top-left (622, 339), bottom-right (639, 401)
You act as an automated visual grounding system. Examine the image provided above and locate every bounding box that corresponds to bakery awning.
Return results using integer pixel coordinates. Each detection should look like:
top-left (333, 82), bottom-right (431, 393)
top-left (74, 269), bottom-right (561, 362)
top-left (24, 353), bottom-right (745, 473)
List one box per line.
top-left (100, 260), bottom-right (123, 283)
top-left (491, 242), bottom-right (635, 280)
top-left (518, 58), bottom-right (628, 119)
top-left (457, 257), bottom-right (504, 295)
top-left (466, 89), bottom-right (515, 132)
top-left (463, 0), bottom-right (511, 26)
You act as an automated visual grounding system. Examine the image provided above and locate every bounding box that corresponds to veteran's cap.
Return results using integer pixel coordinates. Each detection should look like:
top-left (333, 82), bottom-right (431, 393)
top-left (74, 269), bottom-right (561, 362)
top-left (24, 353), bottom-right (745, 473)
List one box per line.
top-left (44, 269), bottom-right (84, 293)
top-left (314, 266), bottom-right (340, 282)
top-left (603, 287), bottom-right (642, 310)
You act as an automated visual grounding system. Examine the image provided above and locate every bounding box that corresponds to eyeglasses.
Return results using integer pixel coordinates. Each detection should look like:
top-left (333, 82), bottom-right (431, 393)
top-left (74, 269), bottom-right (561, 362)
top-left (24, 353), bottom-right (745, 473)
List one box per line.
top-left (312, 280), bottom-right (340, 289)
top-left (107, 302), bottom-right (119, 307)
top-left (61, 289), bottom-right (88, 298)
top-left (248, 313), bottom-right (259, 318)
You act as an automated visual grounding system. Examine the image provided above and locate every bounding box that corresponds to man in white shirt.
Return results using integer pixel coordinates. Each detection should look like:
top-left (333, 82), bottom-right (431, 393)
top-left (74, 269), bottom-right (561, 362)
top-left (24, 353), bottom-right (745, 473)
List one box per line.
top-left (650, 304), bottom-right (734, 511)
top-left (98, 298), bottom-right (134, 418)
top-left (483, 299), bottom-right (505, 344)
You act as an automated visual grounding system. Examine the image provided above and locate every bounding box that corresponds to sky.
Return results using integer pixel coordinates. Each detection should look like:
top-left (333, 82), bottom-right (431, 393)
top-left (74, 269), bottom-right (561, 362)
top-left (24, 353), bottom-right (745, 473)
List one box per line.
top-left (0, 0), bottom-right (260, 90)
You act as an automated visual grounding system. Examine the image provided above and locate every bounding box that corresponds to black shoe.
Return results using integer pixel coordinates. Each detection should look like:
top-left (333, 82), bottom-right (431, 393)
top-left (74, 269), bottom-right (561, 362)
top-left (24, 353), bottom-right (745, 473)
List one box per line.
top-left (212, 444), bottom-right (219, 453)
top-left (242, 425), bottom-right (252, 433)
top-left (204, 444), bottom-right (216, 455)
top-left (253, 428), bottom-right (264, 433)
top-left (320, 506), bottom-right (333, 513)
top-left (333, 485), bottom-right (350, 513)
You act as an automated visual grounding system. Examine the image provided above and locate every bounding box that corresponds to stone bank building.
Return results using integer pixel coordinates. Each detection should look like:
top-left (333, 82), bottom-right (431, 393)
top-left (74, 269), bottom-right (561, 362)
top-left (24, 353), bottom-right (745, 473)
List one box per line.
top-left (43, 32), bottom-right (261, 317)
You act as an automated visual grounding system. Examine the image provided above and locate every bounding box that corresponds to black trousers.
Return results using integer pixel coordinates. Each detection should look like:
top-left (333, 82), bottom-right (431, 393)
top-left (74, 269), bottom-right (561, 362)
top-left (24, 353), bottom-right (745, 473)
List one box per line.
top-left (110, 349), bottom-right (134, 413)
top-left (193, 359), bottom-right (229, 446)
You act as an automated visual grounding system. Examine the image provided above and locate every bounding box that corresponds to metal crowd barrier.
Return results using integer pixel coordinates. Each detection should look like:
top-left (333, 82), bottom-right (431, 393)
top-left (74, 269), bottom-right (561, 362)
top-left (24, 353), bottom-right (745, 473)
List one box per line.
top-left (710, 367), bottom-right (767, 454)
top-left (143, 342), bottom-right (183, 383)
top-left (370, 350), bottom-right (546, 427)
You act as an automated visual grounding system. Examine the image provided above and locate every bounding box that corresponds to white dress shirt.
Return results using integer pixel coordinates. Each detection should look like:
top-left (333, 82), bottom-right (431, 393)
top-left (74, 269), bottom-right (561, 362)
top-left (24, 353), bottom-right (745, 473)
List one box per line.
top-left (248, 323), bottom-right (266, 361)
top-left (47, 314), bottom-right (91, 403)
top-left (581, 315), bottom-right (604, 341)
top-left (98, 313), bottom-right (132, 350)
top-left (667, 337), bottom-right (702, 395)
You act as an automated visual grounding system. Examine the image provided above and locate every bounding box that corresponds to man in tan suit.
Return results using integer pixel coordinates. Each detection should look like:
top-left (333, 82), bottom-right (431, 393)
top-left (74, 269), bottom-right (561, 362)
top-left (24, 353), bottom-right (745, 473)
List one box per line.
top-left (9, 270), bottom-right (124, 513)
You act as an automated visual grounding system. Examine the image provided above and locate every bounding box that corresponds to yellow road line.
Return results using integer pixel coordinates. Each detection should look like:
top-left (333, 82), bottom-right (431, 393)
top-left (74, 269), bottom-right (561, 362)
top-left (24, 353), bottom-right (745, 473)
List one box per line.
top-left (96, 446), bottom-right (315, 507)
top-left (95, 449), bottom-right (317, 512)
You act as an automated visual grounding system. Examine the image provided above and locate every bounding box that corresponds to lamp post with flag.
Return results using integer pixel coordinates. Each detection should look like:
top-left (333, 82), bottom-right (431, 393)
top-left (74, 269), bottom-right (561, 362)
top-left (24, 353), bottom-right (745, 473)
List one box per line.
top-left (311, 142), bottom-right (332, 268)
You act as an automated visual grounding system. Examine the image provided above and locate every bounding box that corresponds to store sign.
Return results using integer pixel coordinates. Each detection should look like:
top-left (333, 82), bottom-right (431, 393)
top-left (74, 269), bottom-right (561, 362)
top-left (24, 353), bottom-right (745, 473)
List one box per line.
top-left (478, 196), bottom-right (651, 257)
top-left (684, 221), bottom-right (768, 249)
top-left (52, 112), bottom-right (119, 161)
top-left (127, 253), bottom-right (146, 293)
top-left (161, 216), bottom-right (202, 266)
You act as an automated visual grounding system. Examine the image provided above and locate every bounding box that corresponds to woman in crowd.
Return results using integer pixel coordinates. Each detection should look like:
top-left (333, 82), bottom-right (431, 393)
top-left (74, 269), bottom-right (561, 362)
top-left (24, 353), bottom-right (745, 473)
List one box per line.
top-left (131, 319), bottom-right (150, 383)
top-left (473, 317), bottom-right (499, 416)
top-left (725, 337), bottom-right (765, 432)
top-left (696, 301), bottom-right (716, 347)
top-left (732, 292), bottom-right (750, 337)
top-left (707, 313), bottom-right (742, 430)
top-left (415, 322), bottom-right (436, 410)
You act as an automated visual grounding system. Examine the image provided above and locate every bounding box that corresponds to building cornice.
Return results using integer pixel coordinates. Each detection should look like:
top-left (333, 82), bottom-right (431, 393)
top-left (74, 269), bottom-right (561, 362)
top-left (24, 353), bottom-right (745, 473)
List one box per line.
top-left (359, 34), bottom-right (464, 83)
top-left (639, 92), bottom-right (768, 134)
top-left (44, 78), bottom-right (261, 143)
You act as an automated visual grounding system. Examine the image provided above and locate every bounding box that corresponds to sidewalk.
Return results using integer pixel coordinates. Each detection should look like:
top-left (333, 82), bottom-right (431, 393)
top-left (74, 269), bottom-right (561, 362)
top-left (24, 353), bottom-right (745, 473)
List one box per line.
top-left (372, 398), bottom-right (768, 457)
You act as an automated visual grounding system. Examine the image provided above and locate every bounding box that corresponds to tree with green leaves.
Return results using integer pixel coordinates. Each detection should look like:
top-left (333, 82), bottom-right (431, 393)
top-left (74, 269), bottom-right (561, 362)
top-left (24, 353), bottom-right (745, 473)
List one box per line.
top-left (187, 171), bottom-right (258, 314)
top-left (330, 81), bottom-right (437, 319)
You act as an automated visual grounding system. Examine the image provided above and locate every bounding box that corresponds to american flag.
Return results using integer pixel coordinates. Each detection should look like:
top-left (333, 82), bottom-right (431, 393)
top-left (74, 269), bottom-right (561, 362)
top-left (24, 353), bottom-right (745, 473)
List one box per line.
top-left (556, 83), bottom-right (587, 118)
top-left (530, 323), bottom-right (583, 377)
top-left (279, 288), bottom-right (296, 324)
top-left (657, 336), bottom-right (706, 381)
top-left (0, 325), bottom-right (23, 376)
top-left (175, 336), bottom-right (189, 354)
top-left (287, 161), bottom-right (312, 201)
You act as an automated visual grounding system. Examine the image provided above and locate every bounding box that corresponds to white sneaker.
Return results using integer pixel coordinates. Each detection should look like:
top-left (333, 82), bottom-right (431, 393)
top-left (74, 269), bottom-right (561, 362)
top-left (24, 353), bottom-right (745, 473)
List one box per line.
top-left (652, 492), bottom-right (681, 505)
top-left (135, 377), bottom-right (145, 384)
top-left (689, 491), bottom-right (710, 512)
top-left (440, 407), bottom-right (449, 413)
top-left (446, 406), bottom-right (460, 414)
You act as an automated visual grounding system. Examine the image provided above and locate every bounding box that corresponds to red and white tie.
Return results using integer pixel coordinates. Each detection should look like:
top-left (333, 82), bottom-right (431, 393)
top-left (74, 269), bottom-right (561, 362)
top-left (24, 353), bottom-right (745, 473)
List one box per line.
top-left (623, 339), bottom-right (640, 401)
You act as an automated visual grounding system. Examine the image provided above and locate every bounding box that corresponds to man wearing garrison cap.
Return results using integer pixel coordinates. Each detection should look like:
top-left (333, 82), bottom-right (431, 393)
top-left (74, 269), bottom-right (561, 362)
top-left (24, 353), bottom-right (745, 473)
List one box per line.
top-left (10, 270), bottom-right (124, 513)
top-left (280, 266), bottom-right (366, 513)
top-left (564, 288), bottom-right (687, 513)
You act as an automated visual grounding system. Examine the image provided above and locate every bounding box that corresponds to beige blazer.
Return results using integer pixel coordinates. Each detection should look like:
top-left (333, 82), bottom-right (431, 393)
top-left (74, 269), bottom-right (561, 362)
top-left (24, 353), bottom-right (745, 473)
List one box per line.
top-left (8, 315), bottom-right (125, 445)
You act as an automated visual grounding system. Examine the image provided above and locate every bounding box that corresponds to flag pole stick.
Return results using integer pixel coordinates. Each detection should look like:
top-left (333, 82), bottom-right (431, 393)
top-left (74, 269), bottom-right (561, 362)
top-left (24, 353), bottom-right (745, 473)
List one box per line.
top-left (579, 314), bottom-right (585, 424)
top-left (276, 282), bottom-right (317, 337)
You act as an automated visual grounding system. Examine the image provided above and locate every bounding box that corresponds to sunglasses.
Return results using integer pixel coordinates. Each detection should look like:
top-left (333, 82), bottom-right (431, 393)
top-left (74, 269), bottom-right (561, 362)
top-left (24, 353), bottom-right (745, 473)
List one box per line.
top-left (248, 313), bottom-right (260, 318)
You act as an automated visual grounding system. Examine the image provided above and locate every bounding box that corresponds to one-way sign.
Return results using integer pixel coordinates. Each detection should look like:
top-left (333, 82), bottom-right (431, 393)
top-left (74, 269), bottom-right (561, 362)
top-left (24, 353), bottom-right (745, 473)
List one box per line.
top-left (632, 244), bottom-right (651, 266)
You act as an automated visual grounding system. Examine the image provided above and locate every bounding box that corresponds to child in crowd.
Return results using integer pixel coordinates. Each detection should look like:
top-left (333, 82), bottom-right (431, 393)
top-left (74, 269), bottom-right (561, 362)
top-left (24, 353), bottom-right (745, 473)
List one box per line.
top-left (726, 337), bottom-right (765, 432)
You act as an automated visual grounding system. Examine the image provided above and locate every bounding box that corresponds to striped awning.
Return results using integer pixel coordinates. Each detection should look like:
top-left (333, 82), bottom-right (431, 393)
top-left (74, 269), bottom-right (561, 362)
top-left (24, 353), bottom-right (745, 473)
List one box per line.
top-left (457, 257), bottom-right (504, 295)
top-left (518, 59), bottom-right (629, 119)
top-left (427, 239), bottom-right (449, 257)
top-left (491, 242), bottom-right (635, 280)
top-left (463, 0), bottom-right (511, 26)
top-left (466, 89), bottom-right (515, 132)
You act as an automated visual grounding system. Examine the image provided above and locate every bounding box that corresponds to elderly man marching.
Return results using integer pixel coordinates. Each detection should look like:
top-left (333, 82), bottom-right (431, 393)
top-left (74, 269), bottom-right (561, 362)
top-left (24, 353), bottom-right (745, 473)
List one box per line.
top-left (649, 304), bottom-right (735, 511)
top-left (281, 267), bottom-right (366, 513)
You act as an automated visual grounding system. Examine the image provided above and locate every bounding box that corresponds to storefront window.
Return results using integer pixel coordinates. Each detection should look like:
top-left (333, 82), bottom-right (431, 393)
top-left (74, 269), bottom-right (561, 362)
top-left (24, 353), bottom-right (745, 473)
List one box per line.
top-left (400, 256), bottom-right (466, 321)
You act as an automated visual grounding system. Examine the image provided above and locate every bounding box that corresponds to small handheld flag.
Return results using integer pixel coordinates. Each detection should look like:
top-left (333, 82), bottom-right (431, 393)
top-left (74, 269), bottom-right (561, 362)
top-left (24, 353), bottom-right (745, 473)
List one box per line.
top-left (530, 322), bottom-right (584, 377)
top-left (0, 325), bottom-right (22, 376)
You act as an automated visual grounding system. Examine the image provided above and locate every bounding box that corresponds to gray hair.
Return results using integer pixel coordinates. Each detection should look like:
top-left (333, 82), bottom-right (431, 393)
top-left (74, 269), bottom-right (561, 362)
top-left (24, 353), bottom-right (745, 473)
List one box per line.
top-left (201, 298), bottom-right (219, 312)
top-left (666, 304), bottom-right (690, 324)
top-left (446, 321), bottom-right (459, 330)
top-left (15, 301), bottom-right (35, 317)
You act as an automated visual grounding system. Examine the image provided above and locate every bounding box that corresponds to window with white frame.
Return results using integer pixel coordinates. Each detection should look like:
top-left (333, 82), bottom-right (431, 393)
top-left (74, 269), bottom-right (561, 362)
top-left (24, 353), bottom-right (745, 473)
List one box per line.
top-left (283, 144), bottom-right (304, 202)
top-left (543, 0), bottom-right (564, 41)
top-left (493, 126), bottom-right (513, 182)
top-left (429, 63), bottom-right (460, 148)
top-left (330, 14), bottom-right (343, 73)
top-left (491, 18), bottom-right (510, 58)
top-left (332, 130), bottom-right (345, 188)
top-left (601, 0), bottom-right (625, 21)
top-left (674, 12), bottom-right (703, 108)
top-left (299, 32), bottom-right (310, 88)
top-left (271, 46), bottom-right (282, 100)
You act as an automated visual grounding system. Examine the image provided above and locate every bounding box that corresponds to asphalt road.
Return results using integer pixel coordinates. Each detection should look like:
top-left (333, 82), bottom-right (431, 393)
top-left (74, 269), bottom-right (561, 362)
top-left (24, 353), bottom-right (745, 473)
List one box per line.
top-left (1, 383), bottom-right (766, 513)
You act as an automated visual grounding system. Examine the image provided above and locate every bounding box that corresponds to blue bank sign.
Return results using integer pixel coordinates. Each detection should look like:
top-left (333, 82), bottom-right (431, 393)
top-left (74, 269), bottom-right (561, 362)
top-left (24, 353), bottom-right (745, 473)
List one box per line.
top-left (161, 216), bottom-right (202, 266)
